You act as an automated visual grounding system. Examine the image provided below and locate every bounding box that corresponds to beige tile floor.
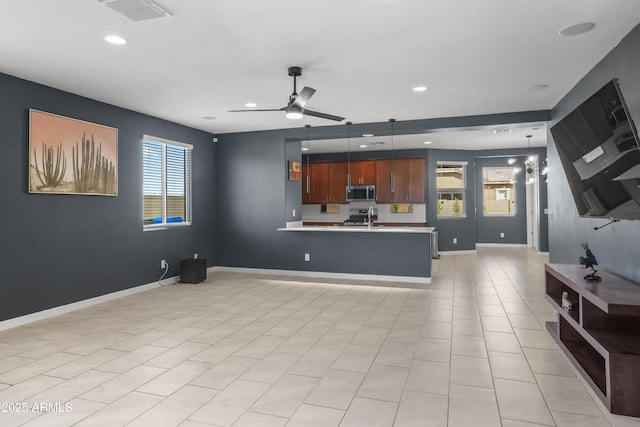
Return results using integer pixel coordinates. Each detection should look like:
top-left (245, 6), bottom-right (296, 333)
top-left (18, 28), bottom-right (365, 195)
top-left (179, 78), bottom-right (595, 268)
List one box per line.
top-left (1, 247), bottom-right (639, 426)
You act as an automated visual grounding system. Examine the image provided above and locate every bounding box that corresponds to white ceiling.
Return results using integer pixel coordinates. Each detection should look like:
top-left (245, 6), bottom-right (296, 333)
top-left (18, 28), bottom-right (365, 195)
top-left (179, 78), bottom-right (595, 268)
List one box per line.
top-left (306, 122), bottom-right (547, 153)
top-left (1, 0), bottom-right (640, 148)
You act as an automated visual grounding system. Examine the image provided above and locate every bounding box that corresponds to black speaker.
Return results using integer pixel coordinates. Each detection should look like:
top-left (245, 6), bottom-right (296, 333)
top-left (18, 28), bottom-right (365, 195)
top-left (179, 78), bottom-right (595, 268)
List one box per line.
top-left (180, 258), bottom-right (207, 284)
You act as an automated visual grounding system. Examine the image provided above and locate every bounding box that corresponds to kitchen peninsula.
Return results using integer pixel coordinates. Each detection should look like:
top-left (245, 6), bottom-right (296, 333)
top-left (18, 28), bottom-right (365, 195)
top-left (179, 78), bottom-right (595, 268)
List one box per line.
top-left (278, 224), bottom-right (434, 281)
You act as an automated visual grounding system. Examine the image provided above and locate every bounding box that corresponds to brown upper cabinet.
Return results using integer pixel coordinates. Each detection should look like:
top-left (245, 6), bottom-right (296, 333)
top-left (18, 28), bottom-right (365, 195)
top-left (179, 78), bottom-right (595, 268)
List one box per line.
top-left (302, 161), bottom-right (348, 204)
top-left (303, 158), bottom-right (424, 204)
top-left (348, 160), bottom-right (376, 185)
top-left (328, 162), bottom-right (348, 204)
top-left (375, 158), bottom-right (425, 203)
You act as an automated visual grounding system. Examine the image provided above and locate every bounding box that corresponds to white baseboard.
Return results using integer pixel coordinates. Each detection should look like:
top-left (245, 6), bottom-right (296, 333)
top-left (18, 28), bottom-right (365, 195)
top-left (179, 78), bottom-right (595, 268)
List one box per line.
top-left (209, 266), bottom-right (431, 284)
top-left (0, 275), bottom-right (179, 332)
top-left (476, 243), bottom-right (528, 248)
top-left (439, 250), bottom-right (477, 255)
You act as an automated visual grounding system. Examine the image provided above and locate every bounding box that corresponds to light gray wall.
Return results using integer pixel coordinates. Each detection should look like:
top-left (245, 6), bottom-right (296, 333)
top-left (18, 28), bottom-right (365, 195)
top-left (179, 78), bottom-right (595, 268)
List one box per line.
top-left (548, 23), bottom-right (640, 282)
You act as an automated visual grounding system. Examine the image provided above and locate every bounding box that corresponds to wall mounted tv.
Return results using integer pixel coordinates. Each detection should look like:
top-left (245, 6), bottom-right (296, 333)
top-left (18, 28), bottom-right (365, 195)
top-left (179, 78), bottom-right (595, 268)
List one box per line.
top-left (550, 78), bottom-right (640, 219)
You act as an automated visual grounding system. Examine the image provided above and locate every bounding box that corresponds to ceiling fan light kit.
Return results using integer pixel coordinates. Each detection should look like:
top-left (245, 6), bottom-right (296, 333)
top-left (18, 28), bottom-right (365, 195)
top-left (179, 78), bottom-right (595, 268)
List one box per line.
top-left (229, 66), bottom-right (345, 122)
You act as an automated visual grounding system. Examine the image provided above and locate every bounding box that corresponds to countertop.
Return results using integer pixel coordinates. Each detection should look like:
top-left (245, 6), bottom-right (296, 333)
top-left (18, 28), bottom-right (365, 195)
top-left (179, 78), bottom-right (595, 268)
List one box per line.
top-left (278, 225), bottom-right (434, 234)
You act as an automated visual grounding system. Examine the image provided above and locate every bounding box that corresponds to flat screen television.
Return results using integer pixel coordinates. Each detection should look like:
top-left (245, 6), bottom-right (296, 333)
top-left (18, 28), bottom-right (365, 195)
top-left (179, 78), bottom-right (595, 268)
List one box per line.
top-left (550, 78), bottom-right (640, 219)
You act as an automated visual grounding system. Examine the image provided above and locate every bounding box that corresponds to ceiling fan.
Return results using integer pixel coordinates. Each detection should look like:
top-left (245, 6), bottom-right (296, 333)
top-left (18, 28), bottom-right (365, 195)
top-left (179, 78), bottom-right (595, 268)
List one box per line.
top-left (228, 66), bottom-right (345, 122)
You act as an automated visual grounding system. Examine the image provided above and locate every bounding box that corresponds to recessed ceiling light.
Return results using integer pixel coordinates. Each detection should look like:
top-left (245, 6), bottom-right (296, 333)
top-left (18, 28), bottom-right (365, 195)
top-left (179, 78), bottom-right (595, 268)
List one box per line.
top-left (301, 147), bottom-right (309, 151)
top-left (359, 144), bottom-right (367, 148)
top-left (245, 102), bottom-right (257, 108)
top-left (413, 86), bottom-right (428, 92)
top-left (423, 141), bottom-right (432, 145)
top-left (201, 116), bottom-right (216, 120)
top-left (362, 133), bottom-right (374, 137)
top-left (559, 22), bottom-right (595, 36)
top-left (494, 128), bottom-right (511, 134)
top-left (525, 84), bottom-right (550, 92)
top-left (104, 35), bottom-right (127, 45)
top-left (508, 158), bottom-right (517, 165)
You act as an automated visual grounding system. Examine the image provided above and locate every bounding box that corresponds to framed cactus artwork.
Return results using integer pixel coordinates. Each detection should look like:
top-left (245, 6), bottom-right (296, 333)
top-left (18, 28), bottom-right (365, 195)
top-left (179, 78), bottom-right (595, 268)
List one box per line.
top-left (28, 109), bottom-right (118, 196)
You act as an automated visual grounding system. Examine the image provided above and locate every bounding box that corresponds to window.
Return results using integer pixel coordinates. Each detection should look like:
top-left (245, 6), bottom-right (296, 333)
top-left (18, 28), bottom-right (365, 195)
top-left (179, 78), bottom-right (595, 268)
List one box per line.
top-left (143, 135), bottom-right (192, 229)
top-left (436, 162), bottom-right (466, 217)
top-left (482, 167), bottom-right (516, 216)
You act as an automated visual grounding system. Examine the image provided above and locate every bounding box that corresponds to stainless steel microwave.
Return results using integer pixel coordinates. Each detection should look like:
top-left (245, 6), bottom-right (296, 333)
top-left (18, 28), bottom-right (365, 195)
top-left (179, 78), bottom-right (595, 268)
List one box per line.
top-left (346, 185), bottom-right (376, 201)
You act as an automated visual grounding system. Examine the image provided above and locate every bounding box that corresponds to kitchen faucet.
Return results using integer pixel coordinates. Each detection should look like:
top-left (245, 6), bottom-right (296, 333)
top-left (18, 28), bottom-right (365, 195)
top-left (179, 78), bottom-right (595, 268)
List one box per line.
top-left (367, 206), bottom-right (374, 229)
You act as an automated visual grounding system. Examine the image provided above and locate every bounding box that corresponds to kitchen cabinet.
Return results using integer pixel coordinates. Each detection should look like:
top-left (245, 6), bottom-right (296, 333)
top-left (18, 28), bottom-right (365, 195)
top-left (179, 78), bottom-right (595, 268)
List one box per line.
top-left (304, 158), bottom-right (423, 204)
top-left (302, 162), bottom-right (328, 204)
top-left (375, 158), bottom-right (425, 203)
top-left (328, 162), bottom-right (348, 203)
top-left (349, 160), bottom-right (376, 185)
top-left (302, 161), bottom-right (347, 204)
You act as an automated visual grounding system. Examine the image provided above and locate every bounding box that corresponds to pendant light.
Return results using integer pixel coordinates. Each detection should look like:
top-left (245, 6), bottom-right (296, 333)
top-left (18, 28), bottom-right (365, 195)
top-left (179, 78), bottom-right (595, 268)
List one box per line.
top-left (346, 121), bottom-right (352, 190)
top-left (525, 134), bottom-right (536, 185)
top-left (305, 124), bottom-right (311, 194)
top-left (389, 118), bottom-right (396, 192)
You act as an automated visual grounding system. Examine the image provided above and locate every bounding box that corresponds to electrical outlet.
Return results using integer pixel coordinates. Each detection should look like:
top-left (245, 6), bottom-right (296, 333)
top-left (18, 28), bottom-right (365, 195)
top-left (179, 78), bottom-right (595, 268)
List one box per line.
top-left (500, 232), bottom-right (505, 238)
top-left (304, 253), bottom-right (310, 262)
top-left (161, 259), bottom-right (167, 269)
top-left (453, 238), bottom-right (457, 244)
top-left (292, 209), bottom-right (296, 217)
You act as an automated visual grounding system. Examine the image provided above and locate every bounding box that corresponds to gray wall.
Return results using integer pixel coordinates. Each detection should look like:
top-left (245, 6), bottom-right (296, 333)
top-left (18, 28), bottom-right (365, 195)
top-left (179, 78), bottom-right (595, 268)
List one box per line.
top-left (216, 112), bottom-right (550, 271)
top-left (474, 147), bottom-right (548, 249)
top-left (427, 149), bottom-right (477, 251)
top-left (475, 156), bottom-right (527, 244)
top-left (548, 23), bottom-right (640, 282)
top-left (0, 72), bottom-right (216, 321)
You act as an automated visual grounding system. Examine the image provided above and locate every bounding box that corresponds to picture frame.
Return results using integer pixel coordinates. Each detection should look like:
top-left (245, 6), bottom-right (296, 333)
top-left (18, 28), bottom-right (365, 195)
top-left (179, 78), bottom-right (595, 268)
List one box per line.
top-left (288, 160), bottom-right (301, 181)
top-left (28, 109), bottom-right (118, 196)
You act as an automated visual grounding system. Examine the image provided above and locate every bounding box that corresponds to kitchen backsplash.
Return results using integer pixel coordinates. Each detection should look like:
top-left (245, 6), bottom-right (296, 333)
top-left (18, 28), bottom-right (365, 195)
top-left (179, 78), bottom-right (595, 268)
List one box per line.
top-left (302, 202), bottom-right (426, 223)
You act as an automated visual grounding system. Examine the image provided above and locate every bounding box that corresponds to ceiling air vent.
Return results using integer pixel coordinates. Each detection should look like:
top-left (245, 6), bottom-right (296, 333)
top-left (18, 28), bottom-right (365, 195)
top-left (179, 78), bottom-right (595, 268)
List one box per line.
top-left (369, 141), bottom-right (387, 146)
top-left (99, 0), bottom-right (171, 22)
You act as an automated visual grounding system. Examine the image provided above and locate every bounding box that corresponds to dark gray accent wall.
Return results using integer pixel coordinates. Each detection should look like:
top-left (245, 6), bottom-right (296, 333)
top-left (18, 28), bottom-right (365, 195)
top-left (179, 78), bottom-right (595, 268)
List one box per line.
top-left (0, 72), bottom-right (216, 321)
top-left (548, 24), bottom-right (640, 283)
top-left (473, 147), bottom-right (548, 249)
top-left (426, 150), bottom-right (477, 251)
top-left (217, 109), bottom-right (552, 270)
top-left (475, 156), bottom-right (527, 244)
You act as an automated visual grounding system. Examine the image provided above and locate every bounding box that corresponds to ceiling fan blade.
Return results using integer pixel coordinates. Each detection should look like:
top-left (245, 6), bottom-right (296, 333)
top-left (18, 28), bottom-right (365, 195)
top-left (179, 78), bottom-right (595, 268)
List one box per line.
top-left (302, 109), bottom-right (345, 122)
top-left (291, 86), bottom-right (316, 110)
top-left (228, 107), bottom-right (287, 112)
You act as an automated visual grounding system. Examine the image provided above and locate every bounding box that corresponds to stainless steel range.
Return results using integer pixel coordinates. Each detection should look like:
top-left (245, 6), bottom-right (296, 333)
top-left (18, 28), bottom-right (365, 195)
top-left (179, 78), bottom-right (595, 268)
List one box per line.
top-left (344, 208), bottom-right (378, 226)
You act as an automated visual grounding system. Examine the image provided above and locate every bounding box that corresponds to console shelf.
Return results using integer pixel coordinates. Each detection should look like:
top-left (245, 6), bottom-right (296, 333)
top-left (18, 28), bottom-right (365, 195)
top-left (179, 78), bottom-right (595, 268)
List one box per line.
top-left (545, 263), bottom-right (640, 418)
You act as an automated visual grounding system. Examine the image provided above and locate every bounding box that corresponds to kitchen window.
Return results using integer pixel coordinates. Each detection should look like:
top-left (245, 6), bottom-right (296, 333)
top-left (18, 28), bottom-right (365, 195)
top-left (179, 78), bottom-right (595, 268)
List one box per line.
top-left (436, 161), bottom-right (466, 218)
top-left (142, 135), bottom-right (192, 229)
top-left (482, 167), bottom-right (516, 216)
